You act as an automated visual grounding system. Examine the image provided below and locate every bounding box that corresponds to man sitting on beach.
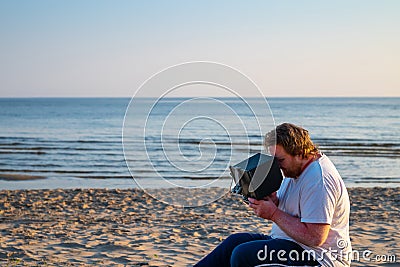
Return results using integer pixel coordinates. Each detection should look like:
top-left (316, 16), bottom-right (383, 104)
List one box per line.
top-left (195, 123), bottom-right (351, 267)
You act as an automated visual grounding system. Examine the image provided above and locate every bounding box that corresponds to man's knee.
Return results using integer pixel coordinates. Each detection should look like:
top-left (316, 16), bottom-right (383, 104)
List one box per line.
top-left (220, 232), bottom-right (255, 250)
top-left (230, 242), bottom-right (254, 267)
top-left (230, 244), bottom-right (242, 267)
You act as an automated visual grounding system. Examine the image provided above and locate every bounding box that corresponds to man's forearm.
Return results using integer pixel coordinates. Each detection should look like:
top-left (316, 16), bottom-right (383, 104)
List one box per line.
top-left (271, 209), bottom-right (329, 247)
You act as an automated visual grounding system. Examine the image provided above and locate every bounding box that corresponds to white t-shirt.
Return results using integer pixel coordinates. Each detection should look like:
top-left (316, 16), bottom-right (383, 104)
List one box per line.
top-left (271, 154), bottom-right (351, 267)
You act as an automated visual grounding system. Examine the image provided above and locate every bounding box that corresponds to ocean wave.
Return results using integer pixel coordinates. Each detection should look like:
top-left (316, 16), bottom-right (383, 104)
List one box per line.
top-left (1, 137), bottom-right (399, 157)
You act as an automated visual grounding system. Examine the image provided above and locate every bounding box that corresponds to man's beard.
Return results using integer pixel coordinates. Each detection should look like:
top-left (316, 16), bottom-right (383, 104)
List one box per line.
top-left (282, 163), bottom-right (303, 178)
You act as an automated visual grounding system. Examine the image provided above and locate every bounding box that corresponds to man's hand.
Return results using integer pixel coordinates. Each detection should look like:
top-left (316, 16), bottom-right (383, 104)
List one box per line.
top-left (264, 191), bottom-right (279, 206)
top-left (248, 196), bottom-right (278, 220)
top-left (250, 194), bottom-right (331, 247)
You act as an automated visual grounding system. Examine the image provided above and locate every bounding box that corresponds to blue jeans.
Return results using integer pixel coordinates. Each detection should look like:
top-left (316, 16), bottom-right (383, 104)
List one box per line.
top-left (194, 233), bottom-right (320, 267)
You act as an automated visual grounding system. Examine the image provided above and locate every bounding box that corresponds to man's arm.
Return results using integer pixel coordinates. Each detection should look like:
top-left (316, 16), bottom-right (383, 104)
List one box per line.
top-left (248, 197), bottom-right (330, 247)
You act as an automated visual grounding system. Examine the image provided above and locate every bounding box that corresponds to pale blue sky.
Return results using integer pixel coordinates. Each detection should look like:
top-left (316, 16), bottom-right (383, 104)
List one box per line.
top-left (0, 0), bottom-right (399, 97)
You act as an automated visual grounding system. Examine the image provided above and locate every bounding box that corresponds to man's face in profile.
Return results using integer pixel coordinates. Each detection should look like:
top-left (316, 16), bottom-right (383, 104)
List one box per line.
top-left (269, 145), bottom-right (303, 178)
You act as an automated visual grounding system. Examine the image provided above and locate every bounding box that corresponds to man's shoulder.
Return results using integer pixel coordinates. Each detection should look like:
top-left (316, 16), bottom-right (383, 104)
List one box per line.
top-left (300, 156), bottom-right (344, 191)
top-left (306, 154), bottom-right (342, 181)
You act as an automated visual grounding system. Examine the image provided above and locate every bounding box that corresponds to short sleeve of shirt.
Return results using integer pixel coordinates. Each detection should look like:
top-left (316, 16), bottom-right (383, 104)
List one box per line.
top-left (299, 165), bottom-right (337, 224)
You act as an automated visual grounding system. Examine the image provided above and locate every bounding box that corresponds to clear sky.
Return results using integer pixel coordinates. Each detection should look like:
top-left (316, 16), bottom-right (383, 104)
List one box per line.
top-left (0, 0), bottom-right (399, 97)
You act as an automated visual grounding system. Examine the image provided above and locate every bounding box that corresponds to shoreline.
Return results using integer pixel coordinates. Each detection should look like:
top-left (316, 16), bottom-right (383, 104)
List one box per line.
top-left (1, 187), bottom-right (399, 266)
top-left (1, 174), bottom-right (399, 191)
top-left (0, 173), bottom-right (46, 181)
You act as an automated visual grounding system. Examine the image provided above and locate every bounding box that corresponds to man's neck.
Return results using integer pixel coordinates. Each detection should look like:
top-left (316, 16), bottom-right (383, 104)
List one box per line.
top-left (298, 153), bottom-right (320, 177)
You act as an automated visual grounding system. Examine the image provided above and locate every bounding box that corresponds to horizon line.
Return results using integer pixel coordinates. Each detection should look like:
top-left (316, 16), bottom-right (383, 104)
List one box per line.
top-left (0, 96), bottom-right (399, 99)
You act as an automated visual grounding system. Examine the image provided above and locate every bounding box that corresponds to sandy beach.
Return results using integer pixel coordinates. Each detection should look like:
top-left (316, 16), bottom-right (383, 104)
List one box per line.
top-left (0, 187), bottom-right (399, 267)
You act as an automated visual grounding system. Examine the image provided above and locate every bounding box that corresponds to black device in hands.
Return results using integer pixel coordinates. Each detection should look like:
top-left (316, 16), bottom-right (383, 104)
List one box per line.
top-left (230, 153), bottom-right (283, 203)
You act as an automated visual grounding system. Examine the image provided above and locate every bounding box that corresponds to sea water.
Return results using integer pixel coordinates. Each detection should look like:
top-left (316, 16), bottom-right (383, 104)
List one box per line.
top-left (0, 97), bottom-right (399, 189)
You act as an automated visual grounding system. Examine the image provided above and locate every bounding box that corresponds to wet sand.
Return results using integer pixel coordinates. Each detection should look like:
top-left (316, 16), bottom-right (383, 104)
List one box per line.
top-left (0, 174), bottom-right (46, 181)
top-left (0, 187), bottom-right (399, 266)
